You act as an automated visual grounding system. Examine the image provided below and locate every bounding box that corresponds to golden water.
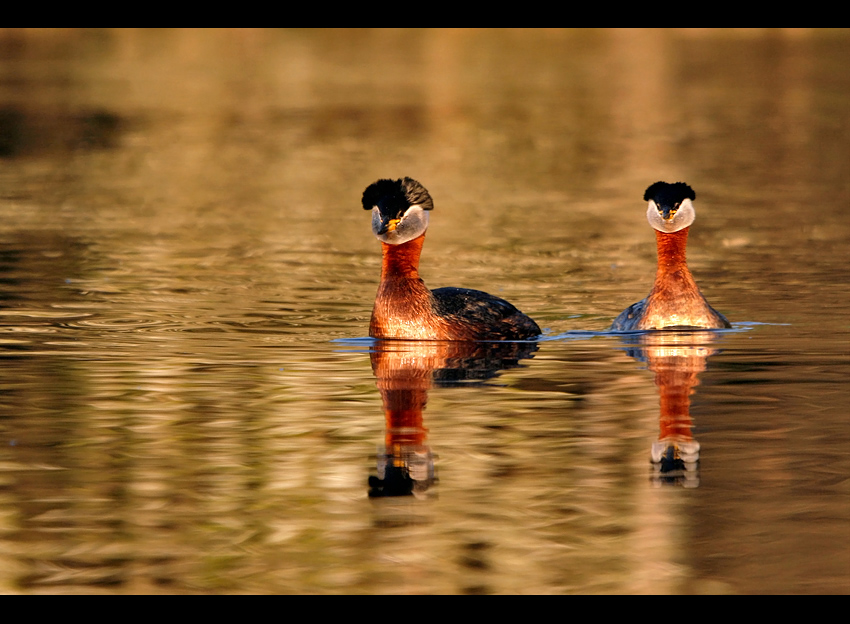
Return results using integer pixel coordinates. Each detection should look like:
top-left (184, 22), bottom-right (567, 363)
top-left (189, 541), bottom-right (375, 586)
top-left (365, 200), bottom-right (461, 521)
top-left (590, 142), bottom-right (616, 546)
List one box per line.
top-left (0, 28), bottom-right (848, 594)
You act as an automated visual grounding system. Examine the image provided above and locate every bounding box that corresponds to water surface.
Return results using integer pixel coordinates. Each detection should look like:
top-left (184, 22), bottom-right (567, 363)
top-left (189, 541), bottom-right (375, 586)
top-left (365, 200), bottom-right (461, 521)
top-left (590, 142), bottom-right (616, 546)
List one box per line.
top-left (0, 28), bottom-right (848, 594)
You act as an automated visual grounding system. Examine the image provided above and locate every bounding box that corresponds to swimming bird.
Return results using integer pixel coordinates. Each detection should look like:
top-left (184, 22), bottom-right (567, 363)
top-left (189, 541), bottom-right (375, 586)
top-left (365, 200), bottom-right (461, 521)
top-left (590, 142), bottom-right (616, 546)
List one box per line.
top-left (362, 177), bottom-right (540, 341)
top-left (610, 181), bottom-right (731, 331)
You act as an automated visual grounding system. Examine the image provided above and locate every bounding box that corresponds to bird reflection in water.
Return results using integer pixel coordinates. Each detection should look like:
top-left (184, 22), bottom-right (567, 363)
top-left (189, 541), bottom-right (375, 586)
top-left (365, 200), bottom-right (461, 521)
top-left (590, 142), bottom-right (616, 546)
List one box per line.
top-left (367, 339), bottom-right (538, 498)
top-left (621, 330), bottom-right (722, 488)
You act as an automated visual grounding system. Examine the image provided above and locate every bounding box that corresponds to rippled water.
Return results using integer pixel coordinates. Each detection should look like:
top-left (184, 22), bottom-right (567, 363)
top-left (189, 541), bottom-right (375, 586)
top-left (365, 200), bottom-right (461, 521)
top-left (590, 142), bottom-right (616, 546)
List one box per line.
top-left (0, 29), bottom-right (848, 594)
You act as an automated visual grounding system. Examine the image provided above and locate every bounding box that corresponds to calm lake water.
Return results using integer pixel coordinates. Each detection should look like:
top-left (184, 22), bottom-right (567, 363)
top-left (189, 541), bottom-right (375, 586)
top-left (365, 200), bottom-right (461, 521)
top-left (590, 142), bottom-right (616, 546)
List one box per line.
top-left (0, 28), bottom-right (848, 594)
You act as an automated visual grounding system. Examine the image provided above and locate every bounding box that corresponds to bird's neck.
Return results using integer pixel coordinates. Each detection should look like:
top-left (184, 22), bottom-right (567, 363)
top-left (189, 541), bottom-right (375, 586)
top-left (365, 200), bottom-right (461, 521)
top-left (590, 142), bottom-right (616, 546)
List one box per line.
top-left (371, 233), bottom-right (437, 339)
top-left (650, 227), bottom-right (697, 293)
top-left (637, 225), bottom-right (729, 330)
top-left (380, 233), bottom-right (425, 283)
top-left (655, 227), bottom-right (689, 271)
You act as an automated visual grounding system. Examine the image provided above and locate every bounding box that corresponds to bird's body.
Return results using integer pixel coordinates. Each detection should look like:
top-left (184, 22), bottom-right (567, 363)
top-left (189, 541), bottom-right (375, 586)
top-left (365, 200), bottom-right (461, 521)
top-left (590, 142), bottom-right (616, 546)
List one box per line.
top-left (611, 182), bottom-right (730, 332)
top-left (363, 178), bottom-right (540, 341)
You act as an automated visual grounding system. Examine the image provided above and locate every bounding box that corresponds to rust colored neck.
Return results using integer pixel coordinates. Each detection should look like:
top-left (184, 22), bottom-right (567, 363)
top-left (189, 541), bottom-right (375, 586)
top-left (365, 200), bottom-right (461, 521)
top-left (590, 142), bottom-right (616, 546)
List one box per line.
top-left (384, 402), bottom-right (429, 448)
top-left (371, 233), bottom-right (437, 339)
top-left (649, 227), bottom-right (698, 295)
top-left (653, 357), bottom-right (698, 442)
top-left (639, 225), bottom-right (729, 329)
top-left (381, 233), bottom-right (425, 282)
top-left (655, 227), bottom-right (690, 273)
top-left (379, 372), bottom-right (429, 448)
top-left (370, 349), bottom-right (430, 448)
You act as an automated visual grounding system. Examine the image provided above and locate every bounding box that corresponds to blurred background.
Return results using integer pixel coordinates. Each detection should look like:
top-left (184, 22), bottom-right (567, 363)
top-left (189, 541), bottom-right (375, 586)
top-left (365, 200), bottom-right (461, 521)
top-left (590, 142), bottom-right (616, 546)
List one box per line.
top-left (0, 28), bottom-right (847, 594)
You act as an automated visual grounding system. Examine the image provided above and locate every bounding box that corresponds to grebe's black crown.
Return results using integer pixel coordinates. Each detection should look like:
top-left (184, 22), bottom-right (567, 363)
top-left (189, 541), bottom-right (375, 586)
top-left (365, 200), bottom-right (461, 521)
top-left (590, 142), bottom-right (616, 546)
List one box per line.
top-left (644, 181), bottom-right (696, 207)
top-left (362, 177), bottom-right (434, 219)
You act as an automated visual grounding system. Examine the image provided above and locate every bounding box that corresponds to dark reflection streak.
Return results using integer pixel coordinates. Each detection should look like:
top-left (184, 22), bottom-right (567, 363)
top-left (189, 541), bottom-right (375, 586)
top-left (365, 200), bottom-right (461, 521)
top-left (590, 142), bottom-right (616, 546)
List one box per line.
top-left (366, 340), bottom-right (538, 499)
top-left (0, 106), bottom-right (123, 159)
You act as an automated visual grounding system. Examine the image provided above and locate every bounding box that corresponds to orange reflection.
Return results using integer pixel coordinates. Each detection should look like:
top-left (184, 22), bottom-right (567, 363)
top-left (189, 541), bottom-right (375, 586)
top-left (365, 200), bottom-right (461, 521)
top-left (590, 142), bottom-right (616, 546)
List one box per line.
top-left (623, 331), bottom-right (721, 488)
top-left (367, 340), bottom-right (537, 498)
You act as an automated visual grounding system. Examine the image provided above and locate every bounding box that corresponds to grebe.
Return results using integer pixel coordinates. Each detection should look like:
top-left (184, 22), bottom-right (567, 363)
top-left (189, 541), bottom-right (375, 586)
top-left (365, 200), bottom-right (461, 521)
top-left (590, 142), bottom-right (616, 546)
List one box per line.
top-left (363, 177), bottom-right (540, 341)
top-left (610, 181), bottom-right (731, 331)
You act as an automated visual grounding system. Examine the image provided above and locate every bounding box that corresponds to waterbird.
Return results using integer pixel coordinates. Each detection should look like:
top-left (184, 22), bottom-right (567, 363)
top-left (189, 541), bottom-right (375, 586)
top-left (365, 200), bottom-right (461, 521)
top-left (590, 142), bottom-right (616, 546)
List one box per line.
top-left (363, 177), bottom-right (540, 341)
top-left (610, 181), bottom-right (731, 331)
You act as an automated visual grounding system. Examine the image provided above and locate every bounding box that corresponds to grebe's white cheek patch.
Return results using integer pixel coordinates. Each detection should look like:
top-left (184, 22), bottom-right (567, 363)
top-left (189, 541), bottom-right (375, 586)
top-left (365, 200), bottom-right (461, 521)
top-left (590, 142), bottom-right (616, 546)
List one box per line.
top-left (646, 200), bottom-right (664, 231)
top-left (375, 206), bottom-right (429, 244)
top-left (394, 206), bottom-right (429, 243)
top-left (667, 198), bottom-right (696, 232)
top-left (647, 199), bottom-right (695, 233)
top-left (371, 207), bottom-right (383, 236)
